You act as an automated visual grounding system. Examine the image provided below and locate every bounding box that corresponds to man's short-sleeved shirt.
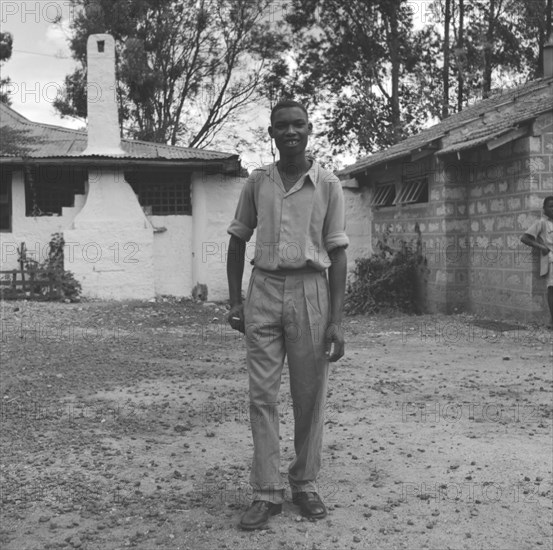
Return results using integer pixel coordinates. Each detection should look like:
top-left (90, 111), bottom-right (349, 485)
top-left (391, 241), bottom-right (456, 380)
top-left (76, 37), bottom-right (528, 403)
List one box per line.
top-left (227, 161), bottom-right (349, 271)
top-left (525, 215), bottom-right (553, 275)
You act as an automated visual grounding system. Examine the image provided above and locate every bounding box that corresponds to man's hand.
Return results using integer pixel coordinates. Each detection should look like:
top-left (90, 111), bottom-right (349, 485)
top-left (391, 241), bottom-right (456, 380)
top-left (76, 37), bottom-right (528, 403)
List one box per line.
top-left (325, 322), bottom-right (345, 362)
top-left (535, 236), bottom-right (551, 256)
top-left (227, 304), bottom-right (245, 334)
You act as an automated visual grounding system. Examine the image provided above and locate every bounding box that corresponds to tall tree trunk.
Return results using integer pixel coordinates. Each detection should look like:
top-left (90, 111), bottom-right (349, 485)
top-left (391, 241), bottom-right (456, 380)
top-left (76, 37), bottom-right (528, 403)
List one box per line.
top-left (541, 0), bottom-right (553, 76)
top-left (482, 0), bottom-right (496, 98)
top-left (537, 1), bottom-right (546, 77)
top-left (388, 2), bottom-right (401, 141)
top-left (457, 0), bottom-right (464, 111)
top-left (442, 0), bottom-right (451, 118)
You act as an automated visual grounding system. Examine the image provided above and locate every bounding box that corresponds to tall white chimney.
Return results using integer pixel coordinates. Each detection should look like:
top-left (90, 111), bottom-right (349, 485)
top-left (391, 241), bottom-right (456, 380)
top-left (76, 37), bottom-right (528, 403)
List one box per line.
top-left (82, 34), bottom-right (125, 155)
top-left (66, 33), bottom-right (155, 300)
top-left (544, 33), bottom-right (553, 79)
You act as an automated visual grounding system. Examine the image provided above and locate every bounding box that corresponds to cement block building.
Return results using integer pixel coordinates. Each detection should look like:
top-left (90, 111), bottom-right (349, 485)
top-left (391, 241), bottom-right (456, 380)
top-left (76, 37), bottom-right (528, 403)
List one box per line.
top-left (338, 45), bottom-right (553, 322)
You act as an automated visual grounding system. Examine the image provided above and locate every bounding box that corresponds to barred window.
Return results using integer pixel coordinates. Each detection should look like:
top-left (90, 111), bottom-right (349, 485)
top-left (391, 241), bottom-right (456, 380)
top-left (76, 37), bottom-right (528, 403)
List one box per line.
top-left (24, 166), bottom-right (86, 216)
top-left (371, 183), bottom-right (396, 207)
top-left (125, 170), bottom-right (191, 215)
top-left (395, 176), bottom-right (428, 205)
top-left (0, 168), bottom-right (11, 231)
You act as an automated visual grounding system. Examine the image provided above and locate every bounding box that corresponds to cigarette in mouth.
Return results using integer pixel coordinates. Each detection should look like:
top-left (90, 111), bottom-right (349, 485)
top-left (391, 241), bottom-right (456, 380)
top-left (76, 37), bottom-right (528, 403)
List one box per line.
top-left (232, 317), bottom-right (240, 321)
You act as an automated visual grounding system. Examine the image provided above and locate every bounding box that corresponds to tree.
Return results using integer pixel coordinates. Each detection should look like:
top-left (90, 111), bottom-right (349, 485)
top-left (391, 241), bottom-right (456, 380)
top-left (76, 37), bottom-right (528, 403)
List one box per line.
top-left (442, 0), bottom-right (451, 117)
top-left (456, 0), bottom-right (465, 111)
top-left (481, 0), bottom-right (497, 98)
top-left (0, 31), bottom-right (13, 105)
top-left (432, 0), bottom-right (552, 109)
top-left (54, 0), bottom-right (287, 147)
top-left (264, 0), bottom-right (551, 158)
top-left (514, 0), bottom-right (552, 78)
top-left (277, 0), bottom-right (442, 156)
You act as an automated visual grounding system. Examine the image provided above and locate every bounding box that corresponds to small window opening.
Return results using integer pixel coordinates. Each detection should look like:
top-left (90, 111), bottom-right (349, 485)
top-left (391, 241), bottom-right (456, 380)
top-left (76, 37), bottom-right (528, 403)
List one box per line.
top-left (24, 166), bottom-right (86, 216)
top-left (371, 183), bottom-right (396, 207)
top-left (97, 40), bottom-right (105, 53)
top-left (125, 170), bottom-right (192, 215)
top-left (394, 176), bottom-right (428, 205)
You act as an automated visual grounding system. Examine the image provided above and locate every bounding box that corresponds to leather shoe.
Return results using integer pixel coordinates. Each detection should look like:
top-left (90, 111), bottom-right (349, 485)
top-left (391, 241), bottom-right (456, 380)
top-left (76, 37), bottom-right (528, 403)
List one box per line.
top-left (292, 492), bottom-right (327, 519)
top-left (239, 500), bottom-right (282, 530)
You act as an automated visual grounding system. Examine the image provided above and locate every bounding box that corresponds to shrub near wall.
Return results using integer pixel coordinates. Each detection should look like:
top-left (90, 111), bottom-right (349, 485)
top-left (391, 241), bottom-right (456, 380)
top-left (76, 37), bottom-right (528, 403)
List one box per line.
top-left (0, 233), bottom-right (82, 302)
top-left (345, 225), bottom-right (428, 315)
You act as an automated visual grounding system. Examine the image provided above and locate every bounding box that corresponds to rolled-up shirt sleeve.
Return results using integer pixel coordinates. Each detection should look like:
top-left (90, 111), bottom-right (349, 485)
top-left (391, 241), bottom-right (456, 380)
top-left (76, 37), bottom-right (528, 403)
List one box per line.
top-left (227, 173), bottom-right (258, 242)
top-left (323, 177), bottom-right (349, 251)
top-left (523, 220), bottom-right (541, 240)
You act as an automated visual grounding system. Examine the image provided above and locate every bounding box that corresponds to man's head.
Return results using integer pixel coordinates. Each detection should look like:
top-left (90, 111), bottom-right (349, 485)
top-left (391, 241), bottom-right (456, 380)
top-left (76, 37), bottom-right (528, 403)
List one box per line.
top-left (270, 100), bottom-right (309, 124)
top-left (543, 196), bottom-right (553, 220)
top-left (268, 100), bottom-right (312, 156)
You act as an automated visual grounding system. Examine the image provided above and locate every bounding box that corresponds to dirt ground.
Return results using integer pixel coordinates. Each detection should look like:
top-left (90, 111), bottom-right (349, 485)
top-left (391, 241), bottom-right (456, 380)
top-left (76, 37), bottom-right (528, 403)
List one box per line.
top-left (0, 298), bottom-right (551, 550)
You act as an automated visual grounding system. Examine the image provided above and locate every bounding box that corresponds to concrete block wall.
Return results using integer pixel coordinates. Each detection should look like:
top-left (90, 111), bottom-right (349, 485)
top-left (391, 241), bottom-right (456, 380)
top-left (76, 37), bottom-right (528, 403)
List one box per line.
top-left (462, 129), bottom-right (551, 322)
top-left (432, 158), bottom-right (471, 313)
top-left (351, 107), bottom-right (552, 321)
top-left (343, 186), bottom-right (373, 271)
top-left (368, 157), bottom-right (458, 313)
top-left (366, 126), bottom-right (551, 321)
top-left (528, 113), bottom-right (553, 321)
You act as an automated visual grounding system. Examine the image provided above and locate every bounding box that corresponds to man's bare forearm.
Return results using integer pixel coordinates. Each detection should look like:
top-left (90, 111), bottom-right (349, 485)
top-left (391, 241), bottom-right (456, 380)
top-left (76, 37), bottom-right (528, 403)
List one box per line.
top-left (327, 247), bottom-right (347, 325)
top-left (227, 235), bottom-right (246, 306)
top-left (521, 233), bottom-right (550, 254)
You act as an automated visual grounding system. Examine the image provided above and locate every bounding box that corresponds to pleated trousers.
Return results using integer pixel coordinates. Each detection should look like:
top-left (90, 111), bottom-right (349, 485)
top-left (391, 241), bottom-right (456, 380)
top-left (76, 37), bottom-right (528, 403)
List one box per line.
top-left (244, 267), bottom-right (330, 504)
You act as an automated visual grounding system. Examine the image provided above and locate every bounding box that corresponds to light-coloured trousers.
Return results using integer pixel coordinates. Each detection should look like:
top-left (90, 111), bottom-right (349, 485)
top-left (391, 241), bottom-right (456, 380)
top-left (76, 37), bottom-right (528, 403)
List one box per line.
top-left (244, 267), bottom-right (330, 504)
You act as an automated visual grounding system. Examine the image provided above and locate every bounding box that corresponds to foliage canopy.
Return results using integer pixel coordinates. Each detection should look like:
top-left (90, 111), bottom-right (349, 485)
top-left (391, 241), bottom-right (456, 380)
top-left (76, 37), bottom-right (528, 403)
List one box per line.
top-left (54, 0), bottom-right (288, 147)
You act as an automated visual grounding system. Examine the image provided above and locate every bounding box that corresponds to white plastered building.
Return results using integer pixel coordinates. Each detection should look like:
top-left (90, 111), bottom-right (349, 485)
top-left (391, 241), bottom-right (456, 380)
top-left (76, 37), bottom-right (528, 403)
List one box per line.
top-left (0, 34), bottom-right (249, 301)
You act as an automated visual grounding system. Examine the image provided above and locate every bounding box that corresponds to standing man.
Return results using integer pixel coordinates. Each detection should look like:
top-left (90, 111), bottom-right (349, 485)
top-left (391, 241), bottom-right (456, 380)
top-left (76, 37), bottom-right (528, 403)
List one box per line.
top-left (226, 99), bottom-right (349, 530)
top-left (521, 196), bottom-right (553, 328)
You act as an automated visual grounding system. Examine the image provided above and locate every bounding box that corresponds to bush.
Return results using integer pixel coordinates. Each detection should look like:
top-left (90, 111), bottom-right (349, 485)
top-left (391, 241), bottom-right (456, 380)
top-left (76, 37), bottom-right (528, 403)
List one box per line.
top-left (19, 233), bottom-right (82, 302)
top-left (345, 226), bottom-right (427, 315)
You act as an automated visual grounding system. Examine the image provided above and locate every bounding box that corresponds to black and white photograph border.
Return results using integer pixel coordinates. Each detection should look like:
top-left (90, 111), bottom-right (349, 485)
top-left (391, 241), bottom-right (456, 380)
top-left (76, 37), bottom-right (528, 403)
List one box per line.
top-left (1, 0), bottom-right (552, 549)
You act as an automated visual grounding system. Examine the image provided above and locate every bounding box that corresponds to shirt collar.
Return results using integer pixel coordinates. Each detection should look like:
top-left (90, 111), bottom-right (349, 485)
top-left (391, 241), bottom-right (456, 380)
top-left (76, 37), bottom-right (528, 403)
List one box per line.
top-left (266, 160), bottom-right (319, 188)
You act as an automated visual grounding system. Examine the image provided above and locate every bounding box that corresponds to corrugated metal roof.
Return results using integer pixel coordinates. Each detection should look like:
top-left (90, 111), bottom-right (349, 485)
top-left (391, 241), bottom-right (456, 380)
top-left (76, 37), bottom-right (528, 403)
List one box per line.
top-left (0, 103), bottom-right (239, 163)
top-left (338, 76), bottom-right (553, 177)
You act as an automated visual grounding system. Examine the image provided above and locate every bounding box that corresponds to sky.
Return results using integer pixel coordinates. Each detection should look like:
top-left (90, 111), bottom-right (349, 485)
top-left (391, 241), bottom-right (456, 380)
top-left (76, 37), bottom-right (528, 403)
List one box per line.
top-left (1, 1), bottom-right (81, 128)
top-left (0, 1), bottom-right (434, 164)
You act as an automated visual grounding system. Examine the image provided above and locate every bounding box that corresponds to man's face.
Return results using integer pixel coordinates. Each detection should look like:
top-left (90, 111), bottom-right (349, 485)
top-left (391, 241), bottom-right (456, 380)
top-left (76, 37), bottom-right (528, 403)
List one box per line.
top-left (544, 200), bottom-right (553, 220)
top-left (269, 107), bottom-right (312, 155)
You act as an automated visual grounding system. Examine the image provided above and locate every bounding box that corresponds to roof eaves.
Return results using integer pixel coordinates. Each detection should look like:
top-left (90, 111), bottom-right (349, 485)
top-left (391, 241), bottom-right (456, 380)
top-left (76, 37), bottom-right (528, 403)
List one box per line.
top-left (337, 134), bottom-right (444, 178)
top-left (120, 138), bottom-right (238, 158)
top-left (437, 112), bottom-right (549, 156)
top-left (0, 156), bottom-right (241, 169)
top-left (338, 77), bottom-right (553, 178)
top-left (437, 129), bottom-right (510, 156)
